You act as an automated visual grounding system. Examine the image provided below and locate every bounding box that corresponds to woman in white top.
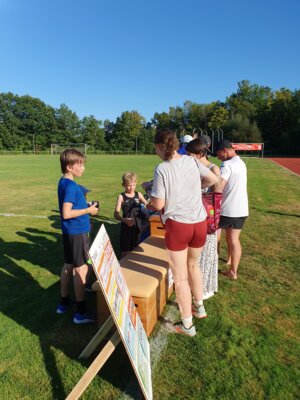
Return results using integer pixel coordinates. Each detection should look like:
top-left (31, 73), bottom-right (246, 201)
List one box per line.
top-left (150, 129), bottom-right (218, 336)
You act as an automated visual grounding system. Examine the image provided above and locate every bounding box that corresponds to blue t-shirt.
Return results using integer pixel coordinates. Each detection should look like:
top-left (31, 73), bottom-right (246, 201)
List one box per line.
top-left (58, 177), bottom-right (90, 234)
top-left (177, 144), bottom-right (187, 155)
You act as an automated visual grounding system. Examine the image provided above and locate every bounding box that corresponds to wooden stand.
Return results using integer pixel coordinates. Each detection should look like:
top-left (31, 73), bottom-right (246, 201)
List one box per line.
top-left (149, 215), bottom-right (165, 237)
top-left (66, 224), bottom-right (153, 400)
top-left (66, 323), bottom-right (121, 400)
top-left (93, 234), bottom-right (173, 336)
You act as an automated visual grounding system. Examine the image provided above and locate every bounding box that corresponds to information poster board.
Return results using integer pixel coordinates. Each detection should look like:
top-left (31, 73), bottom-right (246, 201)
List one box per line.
top-left (89, 224), bottom-right (153, 400)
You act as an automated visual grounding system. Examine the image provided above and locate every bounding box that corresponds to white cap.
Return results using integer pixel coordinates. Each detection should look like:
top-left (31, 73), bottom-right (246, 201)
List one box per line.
top-left (182, 134), bottom-right (193, 143)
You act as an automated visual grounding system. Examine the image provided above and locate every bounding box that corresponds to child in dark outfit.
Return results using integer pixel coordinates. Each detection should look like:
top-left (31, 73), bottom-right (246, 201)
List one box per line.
top-left (114, 172), bottom-right (149, 258)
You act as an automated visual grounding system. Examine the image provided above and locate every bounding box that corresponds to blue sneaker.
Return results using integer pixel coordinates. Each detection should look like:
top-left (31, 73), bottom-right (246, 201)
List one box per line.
top-left (73, 312), bottom-right (96, 324)
top-left (56, 304), bottom-right (67, 314)
top-left (56, 300), bottom-right (75, 314)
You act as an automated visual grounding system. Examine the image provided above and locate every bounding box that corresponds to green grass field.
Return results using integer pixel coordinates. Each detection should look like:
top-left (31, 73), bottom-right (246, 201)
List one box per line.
top-left (0, 155), bottom-right (299, 400)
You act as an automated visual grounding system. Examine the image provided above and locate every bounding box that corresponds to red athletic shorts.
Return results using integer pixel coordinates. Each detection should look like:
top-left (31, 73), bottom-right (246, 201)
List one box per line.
top-left (164, 219), bottom-right (207, 251)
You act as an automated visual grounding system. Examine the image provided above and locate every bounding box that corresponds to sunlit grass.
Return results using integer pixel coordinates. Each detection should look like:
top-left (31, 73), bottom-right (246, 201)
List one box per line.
top-left (0, 155), bottom-right (299, 399)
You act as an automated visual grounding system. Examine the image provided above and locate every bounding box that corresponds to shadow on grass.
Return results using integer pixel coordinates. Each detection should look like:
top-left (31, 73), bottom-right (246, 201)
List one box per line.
top-left (0, 215), bottom-right (134, 399)
top-left (49, 210), bottom-right (121, 258)
top-left (251, 206), bottom-right (300, 218)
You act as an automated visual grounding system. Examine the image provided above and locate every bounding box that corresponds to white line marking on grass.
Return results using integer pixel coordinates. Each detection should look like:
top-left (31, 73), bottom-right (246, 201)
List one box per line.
top-left (0, 213), bottom-right (50, 219)
top-left (0, 213), bottom-right (119, 224)
top-left (150, 300), bottom-right (179, 370)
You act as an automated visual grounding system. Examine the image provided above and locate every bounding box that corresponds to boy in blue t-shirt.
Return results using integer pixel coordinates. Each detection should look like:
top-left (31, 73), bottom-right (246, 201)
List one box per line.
top-left (57, 149), bottom-right (99, 324)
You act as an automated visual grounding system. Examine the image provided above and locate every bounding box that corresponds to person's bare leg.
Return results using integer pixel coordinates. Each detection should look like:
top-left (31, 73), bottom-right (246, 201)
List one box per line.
top-left (187, 246), bottom-right (203, 302)
top-left (166, 248), bottom-right (192, 319)
top-left (217, 228), bottom-right (222, 256)
top-left (73, 264), bottom-right (88, 302)
top-left (60, 263), bottom-right (73, 297)
top-left (225, 230), bottom-right (231, 265)
top-left (223, 228), bottom-right (242, 279)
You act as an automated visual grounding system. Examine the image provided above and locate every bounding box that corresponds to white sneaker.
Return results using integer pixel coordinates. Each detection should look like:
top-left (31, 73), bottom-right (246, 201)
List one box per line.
top-left (192, 303), bottom-right (207, 319)
top-left (165, 321), bottom-right (196, 337)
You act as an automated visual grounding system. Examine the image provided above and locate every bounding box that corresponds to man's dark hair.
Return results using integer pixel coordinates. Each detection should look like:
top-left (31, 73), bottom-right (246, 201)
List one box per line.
top-left (216, 139), bottom-right (233, 151)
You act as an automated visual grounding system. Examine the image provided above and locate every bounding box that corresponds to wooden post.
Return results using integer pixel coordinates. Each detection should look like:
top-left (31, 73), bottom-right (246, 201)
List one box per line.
top-left (79, 316), bottom-right (115, 359)
top-left (66, 330), bottom-right (121, 400)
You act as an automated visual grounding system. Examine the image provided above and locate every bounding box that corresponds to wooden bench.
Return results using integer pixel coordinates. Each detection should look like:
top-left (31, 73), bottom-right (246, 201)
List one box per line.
top-left (93, 217), bottom-right (172, 336)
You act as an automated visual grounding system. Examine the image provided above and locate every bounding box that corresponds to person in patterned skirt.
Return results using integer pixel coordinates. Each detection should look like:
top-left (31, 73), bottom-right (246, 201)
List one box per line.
top-left (186, 137), bottom-right (222, 299)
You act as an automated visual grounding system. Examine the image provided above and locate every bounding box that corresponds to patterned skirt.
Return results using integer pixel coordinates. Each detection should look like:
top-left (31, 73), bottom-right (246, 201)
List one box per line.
top-left (199, 232), bottom-right (218, 299)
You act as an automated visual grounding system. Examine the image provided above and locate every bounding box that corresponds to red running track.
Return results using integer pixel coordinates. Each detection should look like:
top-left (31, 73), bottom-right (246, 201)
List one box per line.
top-left (270, 158), bottom-right (300, 176)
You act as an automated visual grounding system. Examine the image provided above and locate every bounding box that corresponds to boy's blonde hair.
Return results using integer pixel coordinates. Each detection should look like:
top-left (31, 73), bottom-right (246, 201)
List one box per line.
top-left (122, 172), bottom-right (137, 185)
top-left (60, 148), bottom-right (86, 173)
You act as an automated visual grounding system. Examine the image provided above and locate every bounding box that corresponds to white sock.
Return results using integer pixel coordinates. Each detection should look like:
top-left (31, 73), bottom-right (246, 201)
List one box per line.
top-left (182, 316), bottom-right (193, 329)
top-left (194, 299), bottom-right (203, 308)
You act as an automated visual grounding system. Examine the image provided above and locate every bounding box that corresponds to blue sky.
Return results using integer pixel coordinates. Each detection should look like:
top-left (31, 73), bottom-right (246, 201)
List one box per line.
top-left (1, 0), bottom-right (299, 122)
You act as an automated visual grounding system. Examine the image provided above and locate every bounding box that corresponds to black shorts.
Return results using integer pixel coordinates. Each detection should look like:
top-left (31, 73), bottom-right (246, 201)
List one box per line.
top-left (219, 216), bottom-right (247, 230)
top-left (63, 233), bottom-right (90, 267)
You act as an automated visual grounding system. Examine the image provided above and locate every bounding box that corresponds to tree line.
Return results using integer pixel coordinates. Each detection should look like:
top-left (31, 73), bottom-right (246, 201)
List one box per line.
top-left (0, 80), bottom-right (299, 155)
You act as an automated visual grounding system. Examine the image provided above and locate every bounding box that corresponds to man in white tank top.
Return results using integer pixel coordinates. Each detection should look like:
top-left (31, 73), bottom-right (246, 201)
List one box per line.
top-left (217, 140), bottom-right (249, 280)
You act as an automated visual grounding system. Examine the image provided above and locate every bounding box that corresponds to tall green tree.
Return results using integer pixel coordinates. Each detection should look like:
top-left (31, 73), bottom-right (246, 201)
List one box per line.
top-left (1, 82), bottom-right (300, 154)
top-left (262, 88), bottom-right (299, 154)
top-left (110, 111), bottom-right (146, 152)
top-left (137, 124), bottom-right (155, 154)
top-left (103, 119), bottom-right (115, 144)
top-left (208, 104), bottom-right (229, 130)
top-left (151, 112), bottom-right (173, 131)
top-left (168, 106), bottom-right (186, 135)
top-left (184, 101), bottom-right (216, 134)
top-left (222, 114), bottom-right (262, 143)
top-left (14, 95), bottom-right (57, 150)
top-left (226, 80), bottom-right (272, 121)
top-left (289, 90), bottom-right (300, 154)
top-left (54, 104), bottom-right (81, 144)
top-left (0, 123), bottom-right (15, 149)
top-left (81, 116), bottom-right (106, 150)
top-left (0, 92), bottom-right (22, 149)
top-left (0, 92), bottom-right (57, 151)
